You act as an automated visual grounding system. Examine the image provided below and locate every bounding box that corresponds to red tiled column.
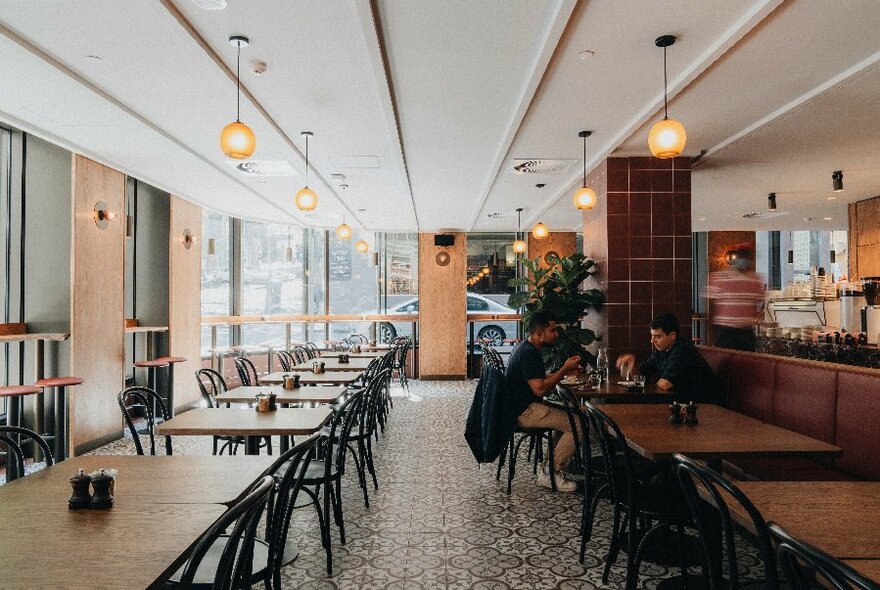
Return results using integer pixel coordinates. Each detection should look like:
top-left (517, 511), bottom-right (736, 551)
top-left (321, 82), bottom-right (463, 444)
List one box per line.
top-left (583, 157), bottom-right (692, 363)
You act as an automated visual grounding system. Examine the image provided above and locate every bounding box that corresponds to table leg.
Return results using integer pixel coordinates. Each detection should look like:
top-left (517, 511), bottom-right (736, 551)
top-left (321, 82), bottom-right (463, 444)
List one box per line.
top-left (245, 435), bottom-right (260, 455)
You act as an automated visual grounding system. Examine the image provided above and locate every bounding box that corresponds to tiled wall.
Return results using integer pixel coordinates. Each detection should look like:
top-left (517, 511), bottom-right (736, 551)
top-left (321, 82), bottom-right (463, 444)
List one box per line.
top-left (583, 157), bottom-right (692, 363)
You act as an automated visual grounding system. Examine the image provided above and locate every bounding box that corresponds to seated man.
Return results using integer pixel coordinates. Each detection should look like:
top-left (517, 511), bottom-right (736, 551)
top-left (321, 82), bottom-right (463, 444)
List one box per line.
top-left (616, 312), bottom-right (722, 405)
top-left (505, 311), bottom-right (582, 493)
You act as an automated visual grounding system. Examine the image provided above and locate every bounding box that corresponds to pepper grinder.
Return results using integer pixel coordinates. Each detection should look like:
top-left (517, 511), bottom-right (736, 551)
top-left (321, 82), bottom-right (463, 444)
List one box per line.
top-left (68, 469), bottom-right (92, 510)
top-left (90, 469), bottom-right (114, 509)
top-left (268, 392), bottom-right (278, 411)
top-left (684, 401), bottom-right (699, 426)
top-left (668, 402), bottom-right (683, 424)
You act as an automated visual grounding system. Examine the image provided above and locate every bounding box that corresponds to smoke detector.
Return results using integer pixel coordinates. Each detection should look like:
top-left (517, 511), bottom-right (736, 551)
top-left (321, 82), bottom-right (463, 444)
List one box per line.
top-left (251, 61), bottom-right (267, 75)
top-left (512, 159), bottom-right (577, 174)
top-left (741, 210), bottom-right (789, 220)
top-left (231, 160), bottom-right (298, 177)
top-left (486, 212), bottom-right (504, 219)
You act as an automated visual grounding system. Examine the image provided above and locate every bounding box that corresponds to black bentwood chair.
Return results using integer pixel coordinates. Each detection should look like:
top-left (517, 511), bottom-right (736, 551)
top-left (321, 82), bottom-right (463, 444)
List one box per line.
top-left (196, 368), bottom-right (272, 457)
top-left (582, 401), bottom-right (692, 590)
top-left (674, 453), bottom-right (778, 590)
top-left (275, 350), bottom-right (295, 372)
top-left (769, 524), bottom-right (879, 590)
top-left (165, 475), bottom-right (274, 590)
top-left (117, 386), bottom-right (172, 456)
top-left (0, 425), bottom-right (54, 481)
top-left (233, 356), bottom-right (260, 386)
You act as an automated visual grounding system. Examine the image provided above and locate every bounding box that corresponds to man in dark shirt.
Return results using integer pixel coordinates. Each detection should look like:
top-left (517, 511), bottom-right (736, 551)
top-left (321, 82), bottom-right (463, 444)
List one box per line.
top-left (616, 312), bottom-right (722, 405)
top-left (506, 311), bottom-right (582, 492)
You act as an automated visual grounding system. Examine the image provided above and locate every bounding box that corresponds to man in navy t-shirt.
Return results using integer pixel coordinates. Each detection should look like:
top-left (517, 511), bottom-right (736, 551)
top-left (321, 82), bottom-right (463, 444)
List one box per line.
top-left (505, 311), bottom-right (582, 492)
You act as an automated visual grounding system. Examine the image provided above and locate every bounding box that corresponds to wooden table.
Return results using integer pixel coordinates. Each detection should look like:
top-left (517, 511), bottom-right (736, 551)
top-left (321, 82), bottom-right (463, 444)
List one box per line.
top-left (845, 560), bottom-right (880, 583)
top-left (0, 455), bottom-right (274, 589)
top-left (215, 385), bottom-right (348, 405)
top-left (260, 370), bottom-right (362, 386)
top-left (289, 357), bottom-right (374, 372)
top-left (735, 482), bottom-right (880, 560)
top-left (155, 407), bottom-right (334, 454)
top-left (320, 350), bottom-right (383, 359)
top-left (563, 380), bottom-right (670, 402)
top-left (599, 404), bottom-right (842, 463)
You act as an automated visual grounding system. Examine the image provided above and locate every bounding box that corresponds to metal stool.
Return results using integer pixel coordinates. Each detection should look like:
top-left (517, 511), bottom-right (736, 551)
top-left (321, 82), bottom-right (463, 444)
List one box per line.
top-left (33, 376), bottom-right (83, 461)
top-left (154, 356), bottom-right (185, 417)
top-left (0, 384), bottom-right (43, 479)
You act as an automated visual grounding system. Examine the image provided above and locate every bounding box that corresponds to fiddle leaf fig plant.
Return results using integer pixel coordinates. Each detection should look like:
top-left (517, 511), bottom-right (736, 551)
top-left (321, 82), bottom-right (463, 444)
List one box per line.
top-left (507, 252), bottom-right (605, 371)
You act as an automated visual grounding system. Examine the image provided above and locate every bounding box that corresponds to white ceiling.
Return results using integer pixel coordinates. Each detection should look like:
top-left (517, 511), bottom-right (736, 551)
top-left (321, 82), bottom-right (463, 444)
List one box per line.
top-left (1, 0), bottom-right (879, 233)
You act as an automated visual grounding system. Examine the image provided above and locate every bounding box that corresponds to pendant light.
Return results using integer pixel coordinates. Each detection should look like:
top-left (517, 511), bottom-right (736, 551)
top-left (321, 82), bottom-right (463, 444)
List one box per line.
top-left (768, 193), bottom-right (777, 210)
top-left (220, 35), bottom-right (256, 159)
top-left (532, 221), bottom-right (550, 240)
top-left (832, 170), bottom-right (843, 192)
top-left (573, 130), bottom-right (597, 210)
top-left (787, 230), bottom-right (794, 264)
top-left (295, 131), bottom-right (318, 211)
top-left (648, 35), bottom-right (687, 159)
top-left (335, 184), bottom-right (352, 239)
top-left (512, 207), bottom-right (527, 253)
top-left (355, 238), bottom-right (369, 254)
top-left (285, 226), bottom-right (293, 262)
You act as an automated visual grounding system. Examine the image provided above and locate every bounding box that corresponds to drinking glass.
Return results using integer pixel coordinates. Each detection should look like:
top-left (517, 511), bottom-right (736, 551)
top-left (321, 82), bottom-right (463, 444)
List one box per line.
top-left (633, 374), bottom-right (646, 389)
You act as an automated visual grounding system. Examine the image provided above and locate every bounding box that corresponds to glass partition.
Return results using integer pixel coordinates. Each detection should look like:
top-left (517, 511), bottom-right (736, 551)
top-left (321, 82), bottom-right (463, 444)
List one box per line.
top-left (201, 212), bottom-right (231, 352)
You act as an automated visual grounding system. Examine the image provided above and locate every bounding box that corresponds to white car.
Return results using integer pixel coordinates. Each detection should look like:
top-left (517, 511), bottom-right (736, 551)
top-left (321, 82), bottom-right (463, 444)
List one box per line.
top-left (380, 293), bottom-right (517, 345)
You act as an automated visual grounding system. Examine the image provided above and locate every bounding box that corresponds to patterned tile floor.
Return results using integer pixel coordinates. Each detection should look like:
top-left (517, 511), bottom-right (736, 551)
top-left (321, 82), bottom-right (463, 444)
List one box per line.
top-left (84, 379), bottom-right (763, 589)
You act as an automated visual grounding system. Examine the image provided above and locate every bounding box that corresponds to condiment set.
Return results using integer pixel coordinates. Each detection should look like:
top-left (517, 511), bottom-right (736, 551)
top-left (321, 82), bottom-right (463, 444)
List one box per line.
top-left (255, 392), bottom-right (278, 412)
top-left (69, 468), bottom-right (117, 510)
top-left (282, 374), bottom-right (300, 390)
top-left (338, 353), bottom-right (350, 364)
top-left (311, 361), bottom-right (326, 374)
top-left (669, 402), bottom-right (698, 425)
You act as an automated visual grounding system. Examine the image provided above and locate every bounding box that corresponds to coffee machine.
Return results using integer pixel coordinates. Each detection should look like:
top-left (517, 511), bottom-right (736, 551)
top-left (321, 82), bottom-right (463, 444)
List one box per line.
top-left (861, 277), bottom-right (880, 344)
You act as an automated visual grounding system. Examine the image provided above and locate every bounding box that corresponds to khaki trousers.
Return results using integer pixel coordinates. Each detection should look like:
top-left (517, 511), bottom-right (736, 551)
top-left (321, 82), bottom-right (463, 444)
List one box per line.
top-left (517, 402), bottom-right (581, 473)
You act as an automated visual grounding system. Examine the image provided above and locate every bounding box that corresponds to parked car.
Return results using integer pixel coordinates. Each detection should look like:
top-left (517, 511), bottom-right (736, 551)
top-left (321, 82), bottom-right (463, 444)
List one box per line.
top-left (379, 293), bottom-right (518, 345)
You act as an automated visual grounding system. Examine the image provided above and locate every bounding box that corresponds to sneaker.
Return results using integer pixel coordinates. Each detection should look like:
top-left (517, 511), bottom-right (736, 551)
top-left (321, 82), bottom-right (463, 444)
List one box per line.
top-left (535, 467), bottom-right (578, 493)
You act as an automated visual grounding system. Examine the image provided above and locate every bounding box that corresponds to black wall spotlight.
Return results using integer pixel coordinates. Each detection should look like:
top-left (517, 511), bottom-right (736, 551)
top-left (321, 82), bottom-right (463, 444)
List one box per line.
top-left (787, 250), bottom-right (794, 264)
top-left (832, 170), bottom-right (843, 192)
top-left (830, 250), bottom-right (837, 264)
top-left (768, 192), bottom-right (777, 210)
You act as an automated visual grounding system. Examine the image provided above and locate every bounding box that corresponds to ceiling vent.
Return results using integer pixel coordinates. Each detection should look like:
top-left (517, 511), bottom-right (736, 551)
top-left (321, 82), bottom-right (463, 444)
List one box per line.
top-left (741, 210), bottom-right (790, 220)
top-left (486, 212), bottom-right (505, 219)
top-left (232, 160), bottom-right (298, 177)
top-left (512, 159), bottom-right (577, 175)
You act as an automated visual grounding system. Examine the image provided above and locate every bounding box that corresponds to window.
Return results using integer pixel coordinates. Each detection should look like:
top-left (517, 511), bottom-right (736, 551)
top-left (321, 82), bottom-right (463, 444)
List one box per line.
top-left (201, 212), bottom-right (231, 352)
top-left (466, 296), bottom-right (489, 311)
top-left (466, 233), bottom-right (516, 308)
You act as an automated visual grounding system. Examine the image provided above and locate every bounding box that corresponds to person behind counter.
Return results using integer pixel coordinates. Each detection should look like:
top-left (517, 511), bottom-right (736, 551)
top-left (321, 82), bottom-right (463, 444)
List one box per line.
top-left (616, 312), bottom-right (722, 405)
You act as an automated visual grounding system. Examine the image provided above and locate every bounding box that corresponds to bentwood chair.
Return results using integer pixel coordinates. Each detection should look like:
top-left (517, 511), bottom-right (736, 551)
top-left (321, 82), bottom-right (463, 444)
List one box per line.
top-left (275, 350), bottom-right (294, 372)
top-left (0, 425), bottom-right (54, 481)
top-left (195, 368), bottom-right (272, 457)
top-left (390, 336), bottom-right (411, 391)
top-left (234, 356), bottom-right (260, 386)
top-left (295, 389), bottom-right (364, 576)
top-left (304, 342), bottom-right (320, 359)
top-left (166, 475), bottom-right (275, 590)
top-left (769, 523), bottom-right (877, 590)
top-left (674, 453), bottom-right (778, 590)
top-left (117, 386), bottom-right (172, 456)
top-left (344, 369), bottom-right (392, 507)
top-left (582, 401), bottom-right (692, 590)
top-left (292, 346), bottom-right (308, 365)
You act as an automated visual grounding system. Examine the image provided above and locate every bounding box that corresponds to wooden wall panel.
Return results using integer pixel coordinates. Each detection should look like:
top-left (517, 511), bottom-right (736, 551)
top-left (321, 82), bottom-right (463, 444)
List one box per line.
top-left (418, 233), bottom-right (467, 379)
top-left (70, 155), bottom-right (126, 454)
top-left (528, 231), bottom-right (577, 269)
top-left (850, 196), bottom-right (880, 279)
top-left (169, 196), bottom-right (202, 410)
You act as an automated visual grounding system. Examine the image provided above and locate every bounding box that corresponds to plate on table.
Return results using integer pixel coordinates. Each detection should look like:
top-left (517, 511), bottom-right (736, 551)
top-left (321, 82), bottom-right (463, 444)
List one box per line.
top-left (561, 377), bottom-right (581, 385)
top-left (617, 381), bottom-right (636, 387)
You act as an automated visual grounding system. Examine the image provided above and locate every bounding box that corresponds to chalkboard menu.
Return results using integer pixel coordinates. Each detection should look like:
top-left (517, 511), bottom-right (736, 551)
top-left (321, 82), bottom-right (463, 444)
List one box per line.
top-left (329, 237), bottom-right (352, 281)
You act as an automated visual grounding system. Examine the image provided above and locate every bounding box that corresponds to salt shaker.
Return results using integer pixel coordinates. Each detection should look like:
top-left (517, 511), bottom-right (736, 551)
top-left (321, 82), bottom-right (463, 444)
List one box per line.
top-left (90, 469), bottom-right (114, 509)
top-left (69, 469), bottom-right (92, 510)
top-left (684, 402), bottom-right (699, 425)
top-left (668, 402), bottom-right (683, 424)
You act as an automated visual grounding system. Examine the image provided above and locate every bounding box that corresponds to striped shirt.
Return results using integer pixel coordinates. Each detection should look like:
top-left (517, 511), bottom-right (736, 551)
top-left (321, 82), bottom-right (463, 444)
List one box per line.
top-left (706, 268), bottom-right (765, 328)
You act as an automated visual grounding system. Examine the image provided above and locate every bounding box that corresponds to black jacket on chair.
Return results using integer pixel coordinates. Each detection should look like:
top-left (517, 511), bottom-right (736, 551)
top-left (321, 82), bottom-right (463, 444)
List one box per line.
top-left (465, 365), bottom-right (518, 463)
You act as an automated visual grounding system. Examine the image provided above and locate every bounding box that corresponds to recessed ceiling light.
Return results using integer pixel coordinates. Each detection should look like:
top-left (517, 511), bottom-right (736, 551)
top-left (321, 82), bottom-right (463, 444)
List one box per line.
top-left (578, 50), bottom-right (596, 60)
top-left (698, 216), bottom-right (706, 221)
top-left (86, 55), bottom-right (102, 61)
top-left (824, 217), bottom-right (832, 220)
top-left (827, 196), bottom-right (837, 200)
top-left (357, 208), bottom-right (366, 213)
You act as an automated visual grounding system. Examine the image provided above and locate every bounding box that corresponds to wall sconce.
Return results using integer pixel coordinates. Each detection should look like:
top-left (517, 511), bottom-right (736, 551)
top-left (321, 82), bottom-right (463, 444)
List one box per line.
top-left (94, 201), bottom-right (117, 230)
top-left (183, 228), bottom-right (199, 250)
top-left (726, 249), bottom-right (738, 264)
top-left (767, 193), bottom-right (777, 211)
top-left (208, 238), bottom-right (216, 256)
top-left (435, 250), bottom-right (450, 266)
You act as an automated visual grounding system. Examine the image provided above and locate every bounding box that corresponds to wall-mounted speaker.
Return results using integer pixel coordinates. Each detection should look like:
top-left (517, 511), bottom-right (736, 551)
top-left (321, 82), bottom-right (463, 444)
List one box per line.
top-left (434, 234), bottom-right (454, 247)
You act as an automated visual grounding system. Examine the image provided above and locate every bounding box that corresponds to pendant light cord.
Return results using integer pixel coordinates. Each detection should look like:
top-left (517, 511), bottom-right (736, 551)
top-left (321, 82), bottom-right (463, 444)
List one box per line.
top-left (304, 134), bottom-right (309, 188)
top-left (236, 42), bottom-right (241, 122)
top-left (663, 45), bottom-right (669, 120)
top-left (582, 134), bottom-right (587, 188)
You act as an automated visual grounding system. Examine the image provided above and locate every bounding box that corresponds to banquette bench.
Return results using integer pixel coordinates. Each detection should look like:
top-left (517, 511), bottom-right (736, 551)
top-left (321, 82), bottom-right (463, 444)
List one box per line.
top-left (698, 345), bottom-right (880, 481)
